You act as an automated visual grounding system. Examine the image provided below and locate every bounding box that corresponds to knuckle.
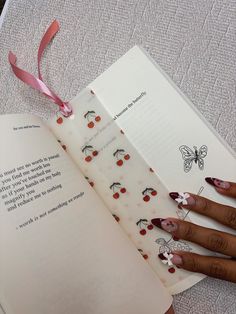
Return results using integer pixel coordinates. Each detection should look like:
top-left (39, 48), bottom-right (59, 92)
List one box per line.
top-left (224, 208), bottom-right (236, 229)
top-left (198, 197), bottom-right (209, 213)
top-left (208, 233), bottom-right (228, 252)
top-left (186, 255), bottom-right (199, 272)
top-left (208, 262), bottom-right (227, 279)
top-left (182, 223), bottom-right (195, 240)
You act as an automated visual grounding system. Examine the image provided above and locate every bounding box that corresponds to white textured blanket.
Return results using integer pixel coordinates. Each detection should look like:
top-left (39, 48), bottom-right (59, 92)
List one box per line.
top-left (0, 1), bottom-right (236, 313)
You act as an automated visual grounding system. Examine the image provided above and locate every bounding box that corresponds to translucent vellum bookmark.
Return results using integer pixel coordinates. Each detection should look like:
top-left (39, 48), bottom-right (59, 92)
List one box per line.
top-left (49, 88), bottom-right (207, 292)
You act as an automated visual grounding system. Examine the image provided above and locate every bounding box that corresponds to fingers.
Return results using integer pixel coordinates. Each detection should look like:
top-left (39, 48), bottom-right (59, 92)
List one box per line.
top-left (205, 177), bottom-right (236, 198)
top-left (165, 306), bottom-right (175, 314)
top-left (171, 252), bottom-right (236, 283)
top-left (151, 218), bottom-right (236, 256)
top-left (156, 178), bottom-right (236, 283)
top-left (169, 192), bottom-right (236, 230)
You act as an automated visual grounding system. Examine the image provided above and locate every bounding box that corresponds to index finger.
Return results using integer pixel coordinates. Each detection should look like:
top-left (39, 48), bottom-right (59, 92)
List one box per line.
top-left (205, 177), bottom-right (236, 198)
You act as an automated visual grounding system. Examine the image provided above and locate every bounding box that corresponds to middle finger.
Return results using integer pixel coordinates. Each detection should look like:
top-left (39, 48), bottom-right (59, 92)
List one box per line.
top-left (151, 217), bottom-right (236, 257)
top-left (169, 192), bottom-right (236, 230)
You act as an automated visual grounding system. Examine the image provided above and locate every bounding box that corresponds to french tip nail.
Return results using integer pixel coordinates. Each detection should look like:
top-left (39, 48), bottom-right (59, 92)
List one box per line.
top-left (151, 218), bottom-right (165, 229)
top-left (169, 192), bottom-right (179, 200)
top-left (205, 177), bottom-right (214, 186)
top-left (205, 177), bottom-right (230, 190)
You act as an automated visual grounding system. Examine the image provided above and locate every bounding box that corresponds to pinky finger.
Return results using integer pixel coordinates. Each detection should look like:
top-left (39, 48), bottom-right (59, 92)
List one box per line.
top-left (172, 252), bottom-right (236, 283)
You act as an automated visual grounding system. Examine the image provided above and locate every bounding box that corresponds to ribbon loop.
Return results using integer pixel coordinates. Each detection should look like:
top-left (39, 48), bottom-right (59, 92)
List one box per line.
top-left (8, 20), bottom-right (72, 117)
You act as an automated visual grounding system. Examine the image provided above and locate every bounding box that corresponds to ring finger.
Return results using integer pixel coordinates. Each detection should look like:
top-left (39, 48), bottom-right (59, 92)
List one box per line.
top-left (151, 218), bottom-right (236, 257)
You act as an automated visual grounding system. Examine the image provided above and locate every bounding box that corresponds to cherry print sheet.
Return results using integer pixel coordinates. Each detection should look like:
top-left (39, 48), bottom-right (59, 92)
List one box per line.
top-left (50, 88), bottom-right (209, 294)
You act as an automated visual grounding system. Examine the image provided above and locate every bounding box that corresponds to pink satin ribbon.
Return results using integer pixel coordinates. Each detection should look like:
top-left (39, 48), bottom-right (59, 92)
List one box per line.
top-left (8, 20), bottom-right (72, 117)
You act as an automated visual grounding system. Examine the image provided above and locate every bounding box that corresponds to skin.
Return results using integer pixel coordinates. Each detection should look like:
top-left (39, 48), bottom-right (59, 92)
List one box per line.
top-left (166, 181), bottom-right (236, 282)
top-left (166, 306), bottom-right (175, 314)
top-left (159, 180), bottom-right (236, 314)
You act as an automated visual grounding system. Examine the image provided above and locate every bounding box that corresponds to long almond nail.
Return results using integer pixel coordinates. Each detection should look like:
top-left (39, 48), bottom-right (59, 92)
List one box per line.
top-left (205, 177), bottom-right (230, 190)
top-left (151, 218), bottom-right (178, 233)
top-left (169, 192), bottom-right (195, 206)
top-left (158, 252), bottom-right (182, 266)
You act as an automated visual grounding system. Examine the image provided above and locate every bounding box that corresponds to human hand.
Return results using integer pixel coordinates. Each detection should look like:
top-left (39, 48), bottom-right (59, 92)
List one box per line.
top-left (166, 305), bottom-right (175, 314)
top-left (152, 177), bottom-right (236, 282)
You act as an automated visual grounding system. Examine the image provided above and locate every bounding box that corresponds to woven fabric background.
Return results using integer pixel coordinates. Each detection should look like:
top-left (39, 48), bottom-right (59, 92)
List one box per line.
top-left (0, 1), bottom-right (236, 313)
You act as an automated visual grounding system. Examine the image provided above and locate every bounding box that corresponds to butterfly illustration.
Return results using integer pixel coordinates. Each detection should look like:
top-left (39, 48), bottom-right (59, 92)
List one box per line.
top-left (179, 145), bottom-right (208, 172)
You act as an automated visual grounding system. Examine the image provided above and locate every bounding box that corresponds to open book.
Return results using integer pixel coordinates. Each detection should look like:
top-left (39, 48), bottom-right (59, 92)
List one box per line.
top-left (1, 46), bottom-right (235, 314)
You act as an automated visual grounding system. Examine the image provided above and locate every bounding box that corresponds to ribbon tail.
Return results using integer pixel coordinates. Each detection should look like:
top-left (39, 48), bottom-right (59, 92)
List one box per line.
top-left (38, 20), bottom-right (60, 80)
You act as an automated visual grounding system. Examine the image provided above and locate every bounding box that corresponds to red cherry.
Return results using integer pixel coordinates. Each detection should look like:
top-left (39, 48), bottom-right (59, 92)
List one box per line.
top-left (120, 187), bottom-right (126, 194)
top-left (85, 156), bottom-right (92, 162)
top-left (113, 192), bottom-right (120, 199)
top-left (57, 117), bottom-right (63, 124)
top-left (139, 229), bottom-right (146, 236)
top-left (147, 224), bottom-right (153, 230)
top-left (124, 154), bottom-right (130, 160)
top-left (92, 150), bottom-right (98, 156)
top-left (168, 267), bottom-right (176, 273)
top-left (173, 236), bottom-right (179, 241)
top-left (88, 121), bottom-right (94, 128)
top-left (89, 182), bottom-right (94, 187)
top-left (143, 195), bottom-right (150, 202)
top-left (116, 159), bottom-right (123, 166)
top-left (151, 190), bottom-right (157, 196)
top-left (95, 116), bottom-right (101, 122)
top-left (143, 254), bottom-right (148, 260)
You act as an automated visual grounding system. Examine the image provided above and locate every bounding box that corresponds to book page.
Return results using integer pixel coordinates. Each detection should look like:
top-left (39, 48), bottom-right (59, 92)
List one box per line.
top-left (50, 90), bottom-right (211, 295)
top-left (0, 114), bottom-right (172, 314)
top-left (90, 46), bottom-right (236, 235)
